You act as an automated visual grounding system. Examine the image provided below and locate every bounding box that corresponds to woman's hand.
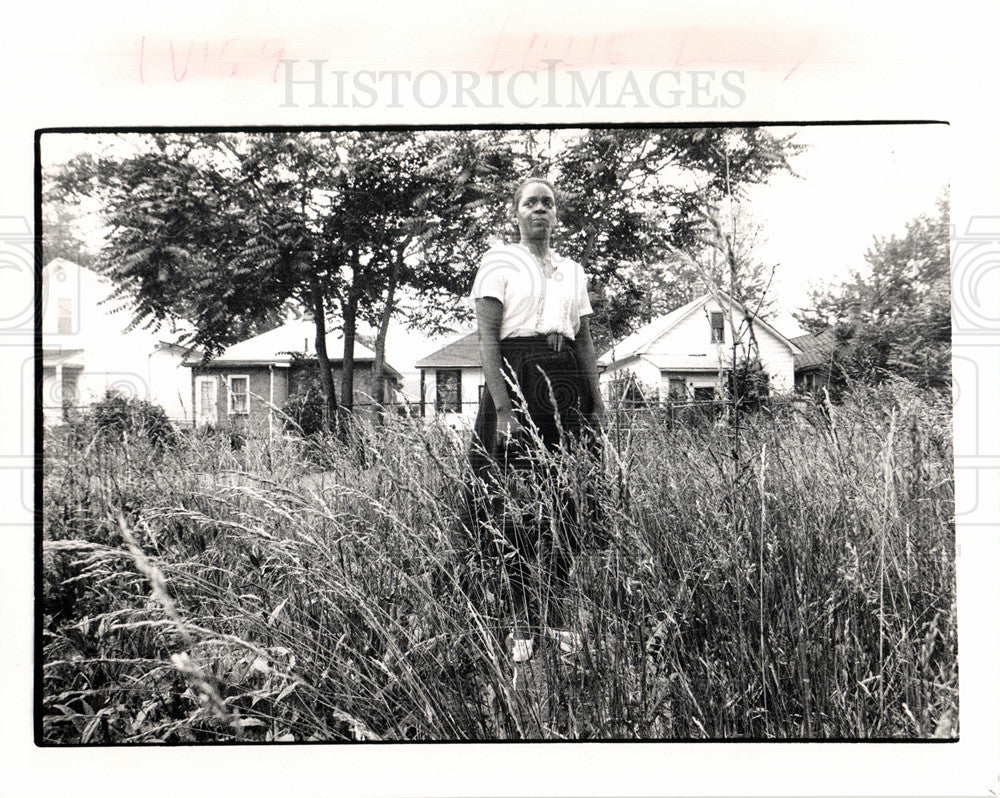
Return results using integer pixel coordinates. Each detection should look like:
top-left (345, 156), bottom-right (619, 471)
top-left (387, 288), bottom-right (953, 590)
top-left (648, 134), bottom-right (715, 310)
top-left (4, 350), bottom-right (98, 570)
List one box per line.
top-left (588, 398), bottom-right (607, 432)
top-left (495, 409), bottom-right (526, 448)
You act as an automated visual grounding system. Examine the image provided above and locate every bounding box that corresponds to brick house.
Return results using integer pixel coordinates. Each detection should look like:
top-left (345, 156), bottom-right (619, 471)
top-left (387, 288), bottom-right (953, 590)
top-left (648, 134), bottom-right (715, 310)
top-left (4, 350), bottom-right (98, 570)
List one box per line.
top-left (185, 320), bottom-right (402, 431)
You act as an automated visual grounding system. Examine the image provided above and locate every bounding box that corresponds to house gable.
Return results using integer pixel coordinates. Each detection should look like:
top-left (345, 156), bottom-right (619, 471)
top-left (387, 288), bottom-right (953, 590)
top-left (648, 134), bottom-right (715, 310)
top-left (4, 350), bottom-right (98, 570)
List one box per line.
top-left (642, 298), bottom-right (796, 360)
top-left (41, 259), bottom-right (194, 423)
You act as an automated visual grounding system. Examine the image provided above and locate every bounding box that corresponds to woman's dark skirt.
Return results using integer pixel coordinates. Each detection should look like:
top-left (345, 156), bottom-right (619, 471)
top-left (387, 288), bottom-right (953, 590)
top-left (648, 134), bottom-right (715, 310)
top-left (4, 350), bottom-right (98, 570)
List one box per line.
top-left (469, 335), bottom-right (595, 473)
top-left (460, 335), bottom-right (601, 631)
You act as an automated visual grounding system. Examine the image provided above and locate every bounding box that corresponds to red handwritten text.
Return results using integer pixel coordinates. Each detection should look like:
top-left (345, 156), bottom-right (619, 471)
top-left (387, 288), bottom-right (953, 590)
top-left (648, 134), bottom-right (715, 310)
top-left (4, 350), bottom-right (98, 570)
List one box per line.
top-left (138, 36), bottom-right (287, 84)
top-left (482, 28), bottom-right (826, 77)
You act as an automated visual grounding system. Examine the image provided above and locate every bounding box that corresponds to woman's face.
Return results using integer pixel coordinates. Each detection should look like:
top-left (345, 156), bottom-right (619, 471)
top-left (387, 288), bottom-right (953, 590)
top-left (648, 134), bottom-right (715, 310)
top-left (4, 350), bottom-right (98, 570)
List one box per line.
top-left (515, 181), bottom-right (557, 243)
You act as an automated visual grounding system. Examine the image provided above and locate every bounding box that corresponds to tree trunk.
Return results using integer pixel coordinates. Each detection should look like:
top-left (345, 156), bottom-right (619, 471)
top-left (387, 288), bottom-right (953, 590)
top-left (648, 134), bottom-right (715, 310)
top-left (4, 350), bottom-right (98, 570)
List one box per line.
top-left (310, 274), bottom-right (339, 431)
top-left (341, 253), bottom-right (360, 412)
top-left (372, 254), bottom-right (402, 415)
top-left (371, 193), bottom-right (428, 418)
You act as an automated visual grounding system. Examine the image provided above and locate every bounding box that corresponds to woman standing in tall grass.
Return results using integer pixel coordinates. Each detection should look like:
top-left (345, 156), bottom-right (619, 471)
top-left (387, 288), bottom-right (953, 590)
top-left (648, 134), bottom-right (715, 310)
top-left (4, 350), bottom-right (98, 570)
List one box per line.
top-left (465, 176), bottom-right (606, 663)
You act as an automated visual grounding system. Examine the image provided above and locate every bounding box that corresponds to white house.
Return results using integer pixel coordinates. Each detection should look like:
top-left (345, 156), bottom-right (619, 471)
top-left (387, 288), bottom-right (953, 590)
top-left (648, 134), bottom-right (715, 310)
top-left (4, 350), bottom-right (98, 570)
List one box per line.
top-left (41, 258), bottom-right (195, 425)
top-left (414, 330), bottom-right (484, 426)
top-left (598, 292), bottom-right (803, 404)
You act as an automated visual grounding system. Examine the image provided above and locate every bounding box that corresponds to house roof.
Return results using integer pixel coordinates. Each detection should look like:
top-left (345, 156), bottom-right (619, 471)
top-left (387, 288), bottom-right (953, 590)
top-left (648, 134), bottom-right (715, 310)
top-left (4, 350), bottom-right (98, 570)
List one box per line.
top-left (185, 320), bottom-right (401, 378)
top-left (641, 353), bottom-right (729, 371)
top-left (43, 348), bottom-right (85, 366)
top-left (416, 330), bottom-right (480, 369)
top-left (599, 295), bottom-right (706, 366)
top-left (599, 292), bottom-right (802, 368)
top-left (790, 328), bottom-right (837, 370)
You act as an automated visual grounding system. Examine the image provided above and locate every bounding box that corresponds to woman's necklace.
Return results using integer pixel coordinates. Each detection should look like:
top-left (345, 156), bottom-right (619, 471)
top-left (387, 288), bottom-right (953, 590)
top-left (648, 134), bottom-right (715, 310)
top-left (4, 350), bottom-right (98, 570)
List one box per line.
top-left (529, 249), bottom-right (556, 278)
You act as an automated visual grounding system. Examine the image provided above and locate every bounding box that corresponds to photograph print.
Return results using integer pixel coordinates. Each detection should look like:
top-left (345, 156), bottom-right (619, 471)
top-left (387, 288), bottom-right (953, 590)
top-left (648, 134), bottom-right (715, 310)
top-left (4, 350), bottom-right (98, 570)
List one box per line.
top-left (39, 123), bottom-right (955, 742)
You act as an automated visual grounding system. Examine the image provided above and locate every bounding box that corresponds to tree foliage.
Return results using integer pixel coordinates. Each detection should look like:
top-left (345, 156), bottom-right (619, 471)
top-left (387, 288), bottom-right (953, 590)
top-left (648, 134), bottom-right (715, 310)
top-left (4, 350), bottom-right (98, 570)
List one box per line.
top-left (551, 127), bottom-right (800, 349)
top-left (42, 195), bottom-right (100, 269)
top-left (47, 131), bottom-right (525, 422)
top-left (321, 130), bottom-right (525, 407)
top-left (796, 193), bottom-right (951, 390)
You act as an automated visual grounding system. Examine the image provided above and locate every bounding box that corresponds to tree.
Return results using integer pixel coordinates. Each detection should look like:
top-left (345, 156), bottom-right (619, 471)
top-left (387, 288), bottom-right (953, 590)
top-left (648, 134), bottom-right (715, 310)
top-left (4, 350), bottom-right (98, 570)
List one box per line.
top-left (317, 130), bottom-right (524, 412)
top-left (687, 199), bottom-right (779, 314)
top-left (551, 127), bottom-right (801, 349)
top-left (795, 192), bottom-right (950, 390)
top-left (41, 196), bottom-right (100, 268)
top-left (49, 132), bottom-right (351, 426)
top-left (47, 130), bottom-right (528, 425)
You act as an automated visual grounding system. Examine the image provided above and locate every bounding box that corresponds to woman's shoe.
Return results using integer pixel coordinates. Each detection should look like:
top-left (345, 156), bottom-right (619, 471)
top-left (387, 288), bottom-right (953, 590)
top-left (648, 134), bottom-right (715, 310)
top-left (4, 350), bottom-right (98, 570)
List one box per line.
top-left (506, 632), bottom-right (534, 663)
top-left (544, 627), bottom-right (583, 655)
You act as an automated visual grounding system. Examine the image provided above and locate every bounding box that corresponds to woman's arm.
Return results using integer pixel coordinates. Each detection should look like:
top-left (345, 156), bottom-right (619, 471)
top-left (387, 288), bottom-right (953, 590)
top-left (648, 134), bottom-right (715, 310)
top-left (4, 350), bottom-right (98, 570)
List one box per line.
top-left (476, 297), bottom-right (523, 443)
top-left (575, 315), bottom-right (606, 428)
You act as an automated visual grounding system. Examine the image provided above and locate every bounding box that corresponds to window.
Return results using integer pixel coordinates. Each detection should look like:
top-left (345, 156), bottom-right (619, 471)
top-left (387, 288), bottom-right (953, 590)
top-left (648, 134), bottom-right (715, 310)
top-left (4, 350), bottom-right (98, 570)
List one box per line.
top-left (667, 378), bottom-right (687, 402)
top-left (228, 375), bottom-right (250, 415)
top-left (57, 298), bottom-right (72, 334)
top-left (195, 376), bottom-right (218, 426)
top-left (478, 383), bottom-right (487, 405)
top-left (435, 369), bottom-right (461, 413)
top-left (693, 386), bottom-right (716, 402)
top-left (710, 312), bottom-right (725, 344)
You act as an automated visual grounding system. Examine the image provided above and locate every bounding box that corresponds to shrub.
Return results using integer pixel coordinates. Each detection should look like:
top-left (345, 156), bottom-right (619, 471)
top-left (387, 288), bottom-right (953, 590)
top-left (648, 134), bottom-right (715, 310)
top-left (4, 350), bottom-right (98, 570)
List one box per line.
top-left (192, 423), bottom-right (246, 451)
top-left (90, 390), bottom-right (177, 448)
top-left (727, 359), bottom-right (771, 412)
top-left (281, 390), bottom-right (327, 437)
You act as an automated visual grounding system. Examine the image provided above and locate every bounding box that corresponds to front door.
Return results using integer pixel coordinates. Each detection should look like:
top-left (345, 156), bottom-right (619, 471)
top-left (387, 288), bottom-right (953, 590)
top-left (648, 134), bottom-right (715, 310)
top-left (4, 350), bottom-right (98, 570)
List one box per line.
top-left (194, 376), bottom-right (218, 426)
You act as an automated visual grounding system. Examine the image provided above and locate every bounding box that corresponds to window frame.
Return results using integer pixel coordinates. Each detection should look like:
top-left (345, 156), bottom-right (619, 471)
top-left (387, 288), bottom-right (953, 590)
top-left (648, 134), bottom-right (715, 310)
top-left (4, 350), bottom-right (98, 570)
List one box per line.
top-left (227, 374), bottom-right (251, 416)
top-left (709, 311), bottom-right (725, 344)
top-left (57, 297), bottom-right (73, 334)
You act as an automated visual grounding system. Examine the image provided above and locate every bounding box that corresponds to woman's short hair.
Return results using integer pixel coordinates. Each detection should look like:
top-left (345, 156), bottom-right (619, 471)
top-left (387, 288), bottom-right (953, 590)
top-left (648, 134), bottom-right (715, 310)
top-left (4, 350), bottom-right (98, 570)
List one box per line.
top-left (512, 176), bottom-right (557, 211)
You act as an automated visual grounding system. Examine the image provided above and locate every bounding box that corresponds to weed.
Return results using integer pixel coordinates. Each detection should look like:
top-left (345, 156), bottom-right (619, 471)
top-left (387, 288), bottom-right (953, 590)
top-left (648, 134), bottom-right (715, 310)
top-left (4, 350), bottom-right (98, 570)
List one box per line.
top-left (41, 381), bottom-right (956, 741)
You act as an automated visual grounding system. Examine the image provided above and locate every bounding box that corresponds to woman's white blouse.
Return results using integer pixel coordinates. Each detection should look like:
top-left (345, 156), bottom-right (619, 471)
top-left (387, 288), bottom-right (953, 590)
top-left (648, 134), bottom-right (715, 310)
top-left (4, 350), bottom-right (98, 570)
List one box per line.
top-left (470, 244), bottom-right (593, 341)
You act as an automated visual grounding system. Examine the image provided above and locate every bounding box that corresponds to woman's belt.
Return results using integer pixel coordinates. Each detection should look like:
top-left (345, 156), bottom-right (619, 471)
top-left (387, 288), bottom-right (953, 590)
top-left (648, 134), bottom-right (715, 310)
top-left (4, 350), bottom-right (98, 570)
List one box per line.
top-left (503, 332), bottom-right (573, 352)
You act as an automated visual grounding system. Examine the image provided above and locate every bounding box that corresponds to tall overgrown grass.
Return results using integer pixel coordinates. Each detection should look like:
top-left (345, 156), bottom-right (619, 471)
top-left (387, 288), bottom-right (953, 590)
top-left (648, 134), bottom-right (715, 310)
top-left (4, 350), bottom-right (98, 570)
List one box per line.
top-left (41, 381), bottom-right (956, 741)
